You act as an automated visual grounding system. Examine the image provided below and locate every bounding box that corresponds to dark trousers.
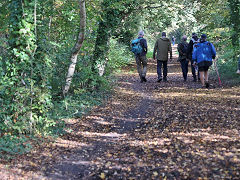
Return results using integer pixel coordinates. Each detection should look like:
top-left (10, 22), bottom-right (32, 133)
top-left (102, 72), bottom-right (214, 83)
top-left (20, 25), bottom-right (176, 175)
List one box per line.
top-left (136, 55), bottom-right (148, 79)
top-left (238, 57), bottom-right (240, 70)
top-left (180, 59), bottom-right (189, 80)
top-left (191, 60), bottom-right (199, 80)
top-left (157, 60), bottom-right (167, 79)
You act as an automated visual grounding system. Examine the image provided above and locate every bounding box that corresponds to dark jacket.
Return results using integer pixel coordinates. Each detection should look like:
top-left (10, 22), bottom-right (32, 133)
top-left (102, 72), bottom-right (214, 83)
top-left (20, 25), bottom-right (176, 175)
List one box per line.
top-left (187, 37), bottom-right (199, 60)
top-left (138, 37), bottom-right (148, 56)
top-left (238, 57), bottom-right (240, 70)
top-left (177, 41), bottom-right (188, 61)
top-left (153, 37), bottom-right (172, 61)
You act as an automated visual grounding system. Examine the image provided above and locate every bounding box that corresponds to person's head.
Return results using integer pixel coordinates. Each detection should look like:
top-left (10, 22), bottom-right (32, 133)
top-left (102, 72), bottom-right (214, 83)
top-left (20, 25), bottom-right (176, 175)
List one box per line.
top-left (192, 33), bottom-right (198, 40)
top-left (138, 30), bottom-right (144, 37)
top-left (192, 33), bottom-right (197, 38)
top-left (182, 35), bottom-right (187, 41)
top-left (162, 32), bottom-right (166, 37)
top-left (200, 34), bottom-right (207, 42)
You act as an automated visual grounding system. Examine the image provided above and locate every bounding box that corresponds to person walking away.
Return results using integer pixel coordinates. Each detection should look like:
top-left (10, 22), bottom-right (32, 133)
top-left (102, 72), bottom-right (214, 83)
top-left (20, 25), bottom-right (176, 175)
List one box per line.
top-left (153, 32), bottom-right (172, 82)
top-left (177, 35), bottom-right (189, 81)
top-left (237, 57), bottom-right (240, 74)
top-left (131, 30), bottom-right (148, 83)
top-left (187, 33), bottom-right (200, 82)
top-left (172, 36), bottom-right (175, 46)
top-left (192, 34), bottom-right (216, 88)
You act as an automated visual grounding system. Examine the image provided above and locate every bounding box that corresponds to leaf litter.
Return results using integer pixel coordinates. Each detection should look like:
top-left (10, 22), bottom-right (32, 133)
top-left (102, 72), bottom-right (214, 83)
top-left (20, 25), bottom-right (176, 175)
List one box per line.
top-left (0, 47), bottom-right (240, 179)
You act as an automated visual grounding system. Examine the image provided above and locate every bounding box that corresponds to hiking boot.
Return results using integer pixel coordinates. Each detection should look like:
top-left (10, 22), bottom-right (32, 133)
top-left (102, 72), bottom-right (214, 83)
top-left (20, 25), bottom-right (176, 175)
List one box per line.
top-left (205, 82), bottom-right (210, 88)
top-left (184, 76), bottom-right (187, 82)
top-left (163, 77), bottom-right (167, 82)
top-left (157, 78), bottom-right (162, 83)
top-left (142, 77), bottom-right (147, 82)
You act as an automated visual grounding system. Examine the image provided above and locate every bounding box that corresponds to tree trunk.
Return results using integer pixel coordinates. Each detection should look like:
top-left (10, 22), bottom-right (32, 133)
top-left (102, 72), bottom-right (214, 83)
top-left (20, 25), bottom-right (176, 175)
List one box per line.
top-left (91, 1), bottom-right (138, 76)
top-left (92, 20), bottom-right (111, 76)
top-left (92, 5), bottom-right (123, 76)
top-left (63, 0), bottom-right (86, 96)
top-left (228, 0), bottom-right (240, 47)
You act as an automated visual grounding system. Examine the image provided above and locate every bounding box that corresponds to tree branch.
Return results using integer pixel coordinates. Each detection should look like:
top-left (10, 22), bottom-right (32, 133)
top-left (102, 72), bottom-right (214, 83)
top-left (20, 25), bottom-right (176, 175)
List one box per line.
top-left (63, 0), bottom-right (86, 96)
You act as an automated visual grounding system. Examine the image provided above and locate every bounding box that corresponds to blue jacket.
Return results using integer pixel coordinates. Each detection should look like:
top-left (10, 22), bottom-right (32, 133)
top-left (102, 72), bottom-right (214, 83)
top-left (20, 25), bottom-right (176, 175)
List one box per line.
top-left (192, 41), bottom-right (216, 63)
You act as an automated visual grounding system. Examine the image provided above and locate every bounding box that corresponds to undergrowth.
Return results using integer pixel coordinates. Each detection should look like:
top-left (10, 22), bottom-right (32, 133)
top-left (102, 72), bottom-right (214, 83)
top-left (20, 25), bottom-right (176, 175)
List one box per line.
top-left (212, 46), bottom-right (240, 85)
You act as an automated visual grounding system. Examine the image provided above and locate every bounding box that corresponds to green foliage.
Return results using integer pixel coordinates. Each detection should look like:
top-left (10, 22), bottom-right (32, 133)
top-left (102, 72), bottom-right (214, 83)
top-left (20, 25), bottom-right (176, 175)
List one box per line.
top-left (174, 0), bottom-right (239, 84)
top-left (1, 0), bottom-right (122, 158)
top-left (0, 1), bottom-right (8, 33)
top-left (72, 55), bottom-right (103, 91)
top-left (0, 0), bottom-right (54, 137)
top-left (169, 28), bottom-right (185, 44)
top-left (146, 51), bottom-right (153, 59)
top-left (107, 39), bottom-right (133, 71)
top-left (215, 47), bottom-right (240, 83)
top-left (0, 135), bottom-right (32, 159)
top-left (1, 0), bottom-right (239, 159)
top-left (52, 91), bottom-right (107, 120)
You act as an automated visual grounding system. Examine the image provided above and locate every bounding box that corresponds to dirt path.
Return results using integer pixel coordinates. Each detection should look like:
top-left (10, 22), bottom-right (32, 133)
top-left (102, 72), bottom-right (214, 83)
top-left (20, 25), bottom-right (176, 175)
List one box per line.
top-left (1, 45), bottom-right (240, 179)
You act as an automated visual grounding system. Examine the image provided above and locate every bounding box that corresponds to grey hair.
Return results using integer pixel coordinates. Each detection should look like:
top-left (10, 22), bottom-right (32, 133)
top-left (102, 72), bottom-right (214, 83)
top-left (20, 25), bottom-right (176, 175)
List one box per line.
top-left (182, 35), bottom-right (187, 41)
top-left (138, 30), bottom-right (144, 36)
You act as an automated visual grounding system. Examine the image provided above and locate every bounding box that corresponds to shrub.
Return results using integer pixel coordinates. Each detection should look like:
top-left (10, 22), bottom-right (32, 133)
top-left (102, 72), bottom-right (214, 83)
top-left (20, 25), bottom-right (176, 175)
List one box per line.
top-left (212, 46), bottom-right (240, 84)
top-left (107, 39), bottom-right (134, 71)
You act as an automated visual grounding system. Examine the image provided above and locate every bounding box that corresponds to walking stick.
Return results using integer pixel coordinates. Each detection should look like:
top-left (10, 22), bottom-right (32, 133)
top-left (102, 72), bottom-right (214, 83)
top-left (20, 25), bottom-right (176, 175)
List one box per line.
top-left (213, 59), bottom-right (222, 86)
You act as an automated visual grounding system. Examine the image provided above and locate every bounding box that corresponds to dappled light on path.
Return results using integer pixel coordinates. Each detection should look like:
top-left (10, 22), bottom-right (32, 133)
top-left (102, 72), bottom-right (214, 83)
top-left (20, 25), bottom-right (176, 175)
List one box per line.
top-left (1, 45), bottom-right (239, 180)
top-left (42, 46), bottom-right (239, 179)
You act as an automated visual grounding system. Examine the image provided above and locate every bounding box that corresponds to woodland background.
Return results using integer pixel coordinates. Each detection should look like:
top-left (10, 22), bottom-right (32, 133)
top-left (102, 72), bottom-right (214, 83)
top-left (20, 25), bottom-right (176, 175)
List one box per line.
top-left (0, 0), bottom-right (239, 158)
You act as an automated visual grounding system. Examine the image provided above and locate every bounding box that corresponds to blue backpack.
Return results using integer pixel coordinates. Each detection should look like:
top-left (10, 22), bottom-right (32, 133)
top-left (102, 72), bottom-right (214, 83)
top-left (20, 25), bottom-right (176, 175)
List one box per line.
top-left (131, 38), bottom-right (143, 55)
